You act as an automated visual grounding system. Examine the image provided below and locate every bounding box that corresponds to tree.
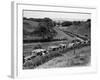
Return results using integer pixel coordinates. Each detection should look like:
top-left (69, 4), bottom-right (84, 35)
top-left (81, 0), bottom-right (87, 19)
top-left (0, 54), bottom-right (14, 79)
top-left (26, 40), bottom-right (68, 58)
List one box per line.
top-left (33, 44), bottom-right (42, 49)
top-left (73, 21), bottom-right (81, 25)
top-left (33, 21), bottom-right (57, 40)
top-left (62, 21), bottom-right (72, 26)
top-left (86, 19), bottom-right (91, 28)
top-left (87, 19), bottom-right (91, 22)
top-left (43, 17), bottom-right (55, 28)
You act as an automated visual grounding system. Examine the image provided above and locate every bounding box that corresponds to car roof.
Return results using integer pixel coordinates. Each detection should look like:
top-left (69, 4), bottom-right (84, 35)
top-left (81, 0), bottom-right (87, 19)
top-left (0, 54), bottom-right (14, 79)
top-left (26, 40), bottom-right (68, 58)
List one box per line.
top-left (24, 55), bottom-right (32, 59)
top-left (48, 45), bottom-right (59, 49)
top-left (59, 44), bottom-right (66, 46)
top-left (32, 49), bottom-right (46, 53)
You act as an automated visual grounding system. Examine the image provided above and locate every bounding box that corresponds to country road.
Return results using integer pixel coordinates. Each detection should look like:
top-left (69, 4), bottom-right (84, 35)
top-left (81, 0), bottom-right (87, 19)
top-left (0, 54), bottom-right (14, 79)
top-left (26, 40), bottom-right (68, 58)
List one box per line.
top-left (58, 27), bottom-right (86, 41)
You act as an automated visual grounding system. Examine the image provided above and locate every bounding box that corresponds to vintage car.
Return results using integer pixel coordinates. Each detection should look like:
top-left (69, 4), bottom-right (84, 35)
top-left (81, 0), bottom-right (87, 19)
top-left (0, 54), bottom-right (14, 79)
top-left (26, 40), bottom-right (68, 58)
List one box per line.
top-left (67, 42), bottom-right (75, 49)
top-left (48, 45), bottom-right (60, 52)
top-left (24, 49), bottom-right (48, 62)
top-left (32, 49), bottom-right (48, 56)
top-left (58, 44), bottom-right (67, 50)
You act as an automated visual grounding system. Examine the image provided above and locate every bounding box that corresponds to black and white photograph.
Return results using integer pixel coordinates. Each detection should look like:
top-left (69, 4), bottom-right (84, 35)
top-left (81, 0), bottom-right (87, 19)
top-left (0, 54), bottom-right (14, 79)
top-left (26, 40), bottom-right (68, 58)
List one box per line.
top-left (11, 2), bottom-right (97, 78)
top-left (23, 10), bottom-right (91, 69)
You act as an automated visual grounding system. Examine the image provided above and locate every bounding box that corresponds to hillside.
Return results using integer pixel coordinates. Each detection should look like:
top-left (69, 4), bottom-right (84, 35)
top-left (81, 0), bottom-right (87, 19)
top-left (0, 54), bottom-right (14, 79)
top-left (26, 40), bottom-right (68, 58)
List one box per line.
top-left (23, 19), bottom-right (39, 32)
top-left (23, 19), bottom-right (43, 40)
top-left (23, 18), bottom-right (73, 41)
top-left (53, 27), bottom-right (73, 41)
top-left (36, 46), bottom-right (90, 68)
top-left (60, 21), bottom-right (91, 39)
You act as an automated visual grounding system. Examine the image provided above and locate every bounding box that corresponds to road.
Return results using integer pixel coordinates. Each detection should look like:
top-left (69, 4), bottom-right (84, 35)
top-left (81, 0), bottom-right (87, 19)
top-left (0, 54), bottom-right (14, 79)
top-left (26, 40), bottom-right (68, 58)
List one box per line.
top-left (58, 27), bottom-right (86, 41)
top-left (59, 27), bottom-right (88, 40)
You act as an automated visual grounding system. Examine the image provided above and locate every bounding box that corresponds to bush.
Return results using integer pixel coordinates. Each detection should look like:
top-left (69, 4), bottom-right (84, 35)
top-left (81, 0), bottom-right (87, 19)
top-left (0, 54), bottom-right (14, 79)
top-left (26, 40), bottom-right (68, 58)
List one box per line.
top-left (62, 21), bottom-right (72, 26)
top-left (73, 21), bottom-right (81, 25)
top-left (33, 44), bottom-right (42, 49)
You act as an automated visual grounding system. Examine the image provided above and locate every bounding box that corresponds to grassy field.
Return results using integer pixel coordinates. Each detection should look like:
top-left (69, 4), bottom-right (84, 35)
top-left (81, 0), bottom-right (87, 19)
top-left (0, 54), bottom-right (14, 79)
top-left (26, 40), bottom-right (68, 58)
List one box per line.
top-left (36, 46), bottom-right (91, 69)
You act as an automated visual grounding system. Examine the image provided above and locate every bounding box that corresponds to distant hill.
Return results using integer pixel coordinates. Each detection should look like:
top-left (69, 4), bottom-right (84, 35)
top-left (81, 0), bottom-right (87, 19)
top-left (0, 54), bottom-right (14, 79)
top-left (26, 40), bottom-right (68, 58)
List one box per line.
top-left (60, 21), bottom-right (91, 39)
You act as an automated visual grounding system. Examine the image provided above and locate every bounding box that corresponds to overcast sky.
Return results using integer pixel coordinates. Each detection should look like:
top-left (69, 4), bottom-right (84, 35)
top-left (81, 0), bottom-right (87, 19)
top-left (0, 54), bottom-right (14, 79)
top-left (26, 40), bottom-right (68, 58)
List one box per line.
top-left (23, 10), bottom-right (91, 21)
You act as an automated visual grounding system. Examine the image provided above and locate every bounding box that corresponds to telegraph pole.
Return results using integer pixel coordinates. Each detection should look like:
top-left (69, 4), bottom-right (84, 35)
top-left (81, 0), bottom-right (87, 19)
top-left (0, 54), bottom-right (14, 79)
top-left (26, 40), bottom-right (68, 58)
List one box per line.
top-left (73, 38), bottom-right (76, 55)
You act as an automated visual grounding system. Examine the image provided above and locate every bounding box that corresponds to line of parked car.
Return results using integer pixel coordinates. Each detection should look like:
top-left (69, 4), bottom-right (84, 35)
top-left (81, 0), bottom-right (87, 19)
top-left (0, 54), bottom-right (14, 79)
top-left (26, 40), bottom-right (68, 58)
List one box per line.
top-left (23, 39), bottom-right (90, 64)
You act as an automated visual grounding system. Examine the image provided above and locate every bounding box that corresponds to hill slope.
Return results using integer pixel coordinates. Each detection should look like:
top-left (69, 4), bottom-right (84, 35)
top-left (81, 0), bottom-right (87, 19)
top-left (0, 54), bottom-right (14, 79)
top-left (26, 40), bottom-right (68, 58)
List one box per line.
top-left (60, 22), bottom-right (91, 39)
top-left (23, 19), bottom-right (74, 41)
top-left (53, 27), bottom-right (73, 41)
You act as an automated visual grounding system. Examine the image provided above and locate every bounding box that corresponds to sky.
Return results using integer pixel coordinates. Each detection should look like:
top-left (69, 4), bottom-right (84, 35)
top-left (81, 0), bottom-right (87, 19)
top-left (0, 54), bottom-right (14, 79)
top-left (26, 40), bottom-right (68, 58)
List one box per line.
top-left (23, 10), bottom-right (91, 21)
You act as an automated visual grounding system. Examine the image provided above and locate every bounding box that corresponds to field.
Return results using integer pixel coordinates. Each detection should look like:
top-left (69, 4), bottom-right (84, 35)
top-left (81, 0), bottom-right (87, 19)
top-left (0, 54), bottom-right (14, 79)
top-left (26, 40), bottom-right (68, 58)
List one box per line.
top-left (36, 46), bottom-right (91, 68)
